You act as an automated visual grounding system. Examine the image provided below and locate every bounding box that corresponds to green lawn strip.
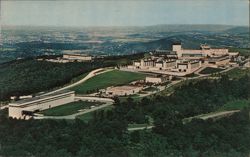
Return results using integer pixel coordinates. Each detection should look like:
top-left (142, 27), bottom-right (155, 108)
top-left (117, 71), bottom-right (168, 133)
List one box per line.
top-left (71, 70), bottom-right (146, 94)
top-left (185, 73), bottom-right (199, 77)
top-left (76, 105), bottom-right (114, 122)
top-left (199, 67), bottom-right (224, 74)
top-left (40, 101), bottom-right (104, 116)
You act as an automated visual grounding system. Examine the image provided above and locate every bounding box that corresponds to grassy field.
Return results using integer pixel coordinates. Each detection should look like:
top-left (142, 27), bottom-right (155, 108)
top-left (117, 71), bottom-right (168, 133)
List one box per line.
top-left (76, 105), bottom-right (114, 122)
top-left (199, 67), bottom-right (224, 74)
top-left (225, 67), bottom-right (250, 79)
top-left (185, 73), bottom-right (199, 77)
top-left (71, 70), bottom-right (146, 94)
top-left (40, 101), bottom-right (104, 116)
top-left (218, 99), bottom-right (250, 111)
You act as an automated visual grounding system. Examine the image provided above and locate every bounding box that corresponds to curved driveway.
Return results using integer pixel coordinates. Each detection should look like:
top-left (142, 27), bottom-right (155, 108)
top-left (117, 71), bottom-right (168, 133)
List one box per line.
top-left (42, 68), bottom-right (113, 96)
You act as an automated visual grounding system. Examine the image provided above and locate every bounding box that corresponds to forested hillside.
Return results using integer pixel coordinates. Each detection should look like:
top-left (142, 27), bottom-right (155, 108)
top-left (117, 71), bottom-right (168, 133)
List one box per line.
top-left (0, 75), bottom-right (249, 157)
top-left (0, 59), bottom-right (107, 101)
top-left (0, 53), bottom-right (144, 101)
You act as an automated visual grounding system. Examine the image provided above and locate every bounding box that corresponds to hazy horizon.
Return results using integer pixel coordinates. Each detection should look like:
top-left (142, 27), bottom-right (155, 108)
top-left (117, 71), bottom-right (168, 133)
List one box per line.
top-left (1, 0), bottom-right (249, 27)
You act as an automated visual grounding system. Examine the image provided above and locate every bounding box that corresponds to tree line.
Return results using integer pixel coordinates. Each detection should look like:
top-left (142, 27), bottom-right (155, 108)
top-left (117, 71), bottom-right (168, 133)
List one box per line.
top-left (0, 73), bottom-right (249, 156)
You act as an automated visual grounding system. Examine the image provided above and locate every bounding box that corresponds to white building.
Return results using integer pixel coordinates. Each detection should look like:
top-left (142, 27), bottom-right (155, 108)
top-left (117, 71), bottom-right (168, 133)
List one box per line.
top-left (133, 58), bottom-right (176, 70)
top-left (63, 54), bottom-right (92, 62)
top-left (175, 60), bottom-right (202, 73)
top-left (204, 55), bottom-right (230, 67)
top-left (9, 90), bottom-right (75, 120)
top-left (145, 75), bottom-right (172, 84)
top-left (105, 86), bottom-right (143, 96)
top-left (172, 43), bottom-right (232, 59)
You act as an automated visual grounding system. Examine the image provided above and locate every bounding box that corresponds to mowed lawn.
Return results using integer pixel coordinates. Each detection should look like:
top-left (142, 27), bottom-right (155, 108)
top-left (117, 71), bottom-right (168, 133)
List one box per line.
top-left (71, 70), bottom-right (146, 94)
top-left (40, 101), bottom-right (104, 116)
top-left (199, 67), bottom-right (224, 74)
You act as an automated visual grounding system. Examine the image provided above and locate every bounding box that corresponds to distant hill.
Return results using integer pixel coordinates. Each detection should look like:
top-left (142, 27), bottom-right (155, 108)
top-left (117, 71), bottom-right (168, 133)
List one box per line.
top-left (223, 26), bottom-right (250, 34)
top-left (101, 31), bottom-right (249, 54)
top-left (1, 24), bottom-right (249, 60)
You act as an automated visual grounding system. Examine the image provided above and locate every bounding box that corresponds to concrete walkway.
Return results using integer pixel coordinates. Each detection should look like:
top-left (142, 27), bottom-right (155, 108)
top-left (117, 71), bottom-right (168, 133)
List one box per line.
top-left (127, 125), bottom-right (154, 131)
top-left (183, 110), bottom-right (241, 124)
top-left (199, 110), bottom-right (240, 120)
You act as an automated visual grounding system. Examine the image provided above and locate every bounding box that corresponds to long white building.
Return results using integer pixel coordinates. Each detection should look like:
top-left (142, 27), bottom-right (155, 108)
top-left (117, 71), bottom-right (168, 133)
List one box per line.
top-left (172, 43), bottom-right (230, 59)
top-left (63, 54), bottom-right (92, 62)
top-left (105, 85), bottom-right (143, 96)
top-left (9, 90), bottom-right (75, 119)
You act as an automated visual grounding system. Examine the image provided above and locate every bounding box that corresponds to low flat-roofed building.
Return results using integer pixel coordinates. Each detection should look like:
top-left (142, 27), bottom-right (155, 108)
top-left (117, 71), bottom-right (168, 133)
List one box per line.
top-left (163, 60), bottom-right (176, 69)
top-left (176, 60), bottom-right (201, 73)
top-left (105, 86), bottom-right (143, 96)
top-left (133, 61), bottom-right (141, 67)
top-left (45, 58), bottom-right (70, 63)
top-left (204, 55), bottom-right (230, 67)
top-left (155, 62), bottom-right (164, 68)
top-left (145, 75), bottom-right (172, 84)
top-left (132, 58), bottom-right (176, 70)
top-left (9, 90), bottom-right (75, 120)
top-left (228, 52), bottom-right (239, 57)
top-left (63, 54), bottom-right (92, 62)
top-left (172, 43), bottom-right (230, 59)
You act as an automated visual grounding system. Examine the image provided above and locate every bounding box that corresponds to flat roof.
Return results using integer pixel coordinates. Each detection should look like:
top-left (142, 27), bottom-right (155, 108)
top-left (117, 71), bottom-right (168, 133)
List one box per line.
top-left (205, 55), bottom-right (229, 61)
top-left (9, 90), bottom-right (74, 106)
top-left (107, 86), bottom-right (141, 91)
top-left (64, 54), bottom-right (91, 57)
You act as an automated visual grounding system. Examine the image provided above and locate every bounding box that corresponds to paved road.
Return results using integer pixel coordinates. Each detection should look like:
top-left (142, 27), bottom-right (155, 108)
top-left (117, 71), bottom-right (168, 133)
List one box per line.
top-left (127, 125), bottom-right (154, 131)
top-left (199, 110), bottom-right (240, 120)
top-left (0, 105), bottom-right (8, 110)
top-left (42, 68), bottom-right (113, 96)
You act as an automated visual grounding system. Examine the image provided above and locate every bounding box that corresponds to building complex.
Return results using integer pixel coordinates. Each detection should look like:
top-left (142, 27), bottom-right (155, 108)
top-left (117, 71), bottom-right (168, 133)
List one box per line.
top-left (105, 85), bottom-right (143, 97)
top-left (126, 42), bottom-right (239, 76)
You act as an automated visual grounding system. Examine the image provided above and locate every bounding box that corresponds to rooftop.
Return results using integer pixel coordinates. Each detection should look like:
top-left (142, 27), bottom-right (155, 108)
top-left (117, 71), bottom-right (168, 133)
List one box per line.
top-left (9, 90), bottom-right (74, 106)
top-left (107, 85), bottom-right (141, 91)
top-left (64, 53), bottom-right (91, 57)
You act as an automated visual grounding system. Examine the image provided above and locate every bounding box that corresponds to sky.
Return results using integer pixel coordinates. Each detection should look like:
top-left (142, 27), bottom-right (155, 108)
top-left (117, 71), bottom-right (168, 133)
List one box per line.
top-left (1, 0), bottom-right (249, 27)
